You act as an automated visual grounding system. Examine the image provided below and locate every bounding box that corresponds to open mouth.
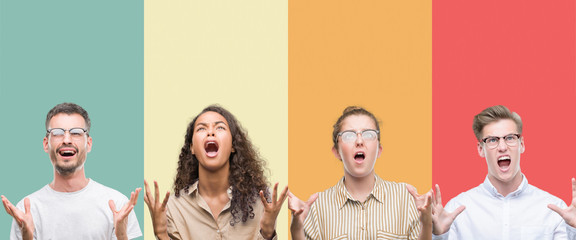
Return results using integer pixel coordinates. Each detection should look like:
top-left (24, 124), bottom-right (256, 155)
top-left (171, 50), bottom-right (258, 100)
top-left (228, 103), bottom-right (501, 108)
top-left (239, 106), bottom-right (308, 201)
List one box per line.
top-left (498, 156), bottom-right (511, 170)
top-left (58, 146), bottom-right (77, 158)
top-left (204, 141), bottom-right (219, 158)
top-left (354, 152), bottom-right (365, 162)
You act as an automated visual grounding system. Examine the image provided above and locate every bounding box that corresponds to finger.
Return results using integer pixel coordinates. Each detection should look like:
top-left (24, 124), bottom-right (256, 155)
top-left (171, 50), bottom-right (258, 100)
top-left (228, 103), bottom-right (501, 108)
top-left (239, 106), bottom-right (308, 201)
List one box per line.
top-left (293, 208), bottom-right (304, 217)
top-left (451, 205), bottom-right (465, 219)
top-left (124, 204), bottom-right (134, 215)
top-left (23, 198), bottom-right (31, 215)
top-left (548, 204), bottom-right (564, 216)
top-left (161, 191), bottom-right (170, 209)
top-left (109, 200), bottom-right (117, 213)
top-left (1, 196), bottom-right (14, 216)
top-left (144, 180), bottom-right (152, 206)
top-left (259, 190), bottom-right (268, 206)
top-left (307, 193), bottom-right (319, 205)
top-left (277, 186), bottom-right (289, 206)
top-left (287, 190), bottom-right (296, 199)
top-left (154, 181), bottom-right (160, 204)
top-left (406, 185), bottom-right (419, 199)
top-left (272, 182), bottom-right (279, 204)
top-left (435, 184), bottom-right (442, 205)
top-left (132, 188), bottom-right (142, 206)
top-left (426, 195), bottom-right (433, 208)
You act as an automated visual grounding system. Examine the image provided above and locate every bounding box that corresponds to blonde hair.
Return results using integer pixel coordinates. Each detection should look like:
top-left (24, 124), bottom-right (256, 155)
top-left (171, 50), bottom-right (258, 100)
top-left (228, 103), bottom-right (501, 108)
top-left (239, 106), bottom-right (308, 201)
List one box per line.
top-left (472, 105), bottom-right (522, 141)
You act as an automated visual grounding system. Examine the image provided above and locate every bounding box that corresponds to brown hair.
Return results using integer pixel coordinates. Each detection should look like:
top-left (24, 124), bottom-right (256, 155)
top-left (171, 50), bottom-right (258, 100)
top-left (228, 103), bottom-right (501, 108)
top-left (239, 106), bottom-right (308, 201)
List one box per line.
top-left (173, 105), bottom-right (270, 226)
top-left (472, 105), bottom-right (523, 141)
top-left (46, 102), bottom-right (91, 134)
top-left (332, 106), bottom-right (380, 149)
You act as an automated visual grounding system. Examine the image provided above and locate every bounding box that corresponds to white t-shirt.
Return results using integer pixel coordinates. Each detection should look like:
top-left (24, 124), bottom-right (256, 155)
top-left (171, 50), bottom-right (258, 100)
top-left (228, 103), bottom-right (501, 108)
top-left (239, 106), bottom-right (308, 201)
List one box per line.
top-left (10, 179), bottom-right (142, 240)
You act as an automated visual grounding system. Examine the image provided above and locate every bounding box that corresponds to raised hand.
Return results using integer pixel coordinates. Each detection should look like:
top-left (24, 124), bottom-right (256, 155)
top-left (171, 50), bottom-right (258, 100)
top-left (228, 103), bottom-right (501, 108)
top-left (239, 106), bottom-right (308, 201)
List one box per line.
top-left (259, 182), bottom-right (289, 240)
top-left (548, 178), bottom-right (576, 227)
top-left (406, 185), bottom-right (433, 226)
top-left (109, 188), bottom-right (141, 240)
top-left (2, 196), bottom-right (34, 240)
top-left (287, 191), bottom-right (318, 240)
top-left (143, 180), bottom-right (170, 240)
top-left (430, 184), bottom-right (465, 235)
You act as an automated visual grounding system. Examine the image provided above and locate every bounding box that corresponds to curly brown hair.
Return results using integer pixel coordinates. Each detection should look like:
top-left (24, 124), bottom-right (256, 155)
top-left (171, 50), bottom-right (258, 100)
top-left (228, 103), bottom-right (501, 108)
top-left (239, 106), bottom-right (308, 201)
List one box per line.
top-left (173, 105), bottom-right (270, 226)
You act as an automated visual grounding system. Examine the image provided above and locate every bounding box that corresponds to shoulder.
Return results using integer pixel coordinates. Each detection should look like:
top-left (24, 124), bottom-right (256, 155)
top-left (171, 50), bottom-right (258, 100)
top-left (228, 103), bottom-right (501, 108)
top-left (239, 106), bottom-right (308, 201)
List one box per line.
top-left (16, 185), bottom-right (51, 206)
top-left (375, 175), bottom-right (412, 200)
top-left (315, 180), bottom-right (342, 203)
top-left (525, 183), bottom-right (565, 205)
top-left (89, 179), bottom-right (129, 201)
top-left (444, 184), bottom-right (483, 209)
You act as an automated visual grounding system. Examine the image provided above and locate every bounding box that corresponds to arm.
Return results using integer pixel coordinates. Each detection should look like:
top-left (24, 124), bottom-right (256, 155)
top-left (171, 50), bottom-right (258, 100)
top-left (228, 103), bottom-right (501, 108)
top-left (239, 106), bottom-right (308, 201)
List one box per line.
top-left (2, 196), bottom-right (34, 240)
top-left (259, 183), bottom-right (289, 240)
top-left (287, 191), bottom-right (319, 240)
top-left (143, 180), bottom-right (171, 240)
top-left (109, 188), bottom-right (141, 240)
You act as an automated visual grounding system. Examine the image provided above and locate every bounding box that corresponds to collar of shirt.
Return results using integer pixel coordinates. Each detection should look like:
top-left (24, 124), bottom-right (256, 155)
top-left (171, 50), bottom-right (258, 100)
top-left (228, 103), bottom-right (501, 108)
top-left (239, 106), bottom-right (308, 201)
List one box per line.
top-left (334, 174), bottom-right (386, 209)
top-left (186, 181), bottom-right (234, 214)
top-left (186, 181), bottom-right (234, 198)
top-left (481, 174), bottom-right (528, 198)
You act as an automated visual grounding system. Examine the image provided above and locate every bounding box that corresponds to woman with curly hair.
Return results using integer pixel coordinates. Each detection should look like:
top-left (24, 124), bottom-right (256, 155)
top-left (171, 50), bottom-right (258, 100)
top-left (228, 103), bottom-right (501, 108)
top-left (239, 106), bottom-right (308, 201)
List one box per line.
top-left (144, 105), bottom-right (287, 240)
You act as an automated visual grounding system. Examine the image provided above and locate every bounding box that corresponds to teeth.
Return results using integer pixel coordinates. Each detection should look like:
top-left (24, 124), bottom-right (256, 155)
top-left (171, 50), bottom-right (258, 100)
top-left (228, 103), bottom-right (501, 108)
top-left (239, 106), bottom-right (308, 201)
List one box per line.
top-left (356, 153), bottom-right (364, 156)
top-left (498, 156), bottom-right (510, 161)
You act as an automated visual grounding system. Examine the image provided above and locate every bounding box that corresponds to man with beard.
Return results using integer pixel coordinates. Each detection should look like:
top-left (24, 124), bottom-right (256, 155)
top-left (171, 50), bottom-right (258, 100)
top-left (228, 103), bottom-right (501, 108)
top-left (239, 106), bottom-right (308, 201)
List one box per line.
top-left (1, 103), bottom-right (142, 240)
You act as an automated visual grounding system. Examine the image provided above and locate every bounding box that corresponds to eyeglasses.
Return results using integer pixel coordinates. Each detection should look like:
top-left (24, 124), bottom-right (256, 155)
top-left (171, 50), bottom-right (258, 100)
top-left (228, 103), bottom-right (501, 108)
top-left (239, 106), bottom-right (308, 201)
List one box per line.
top-left (481, 134), bottom-right (521, 149)
top-left (46, 128), bottom-right (88, 140)
top-left (337, 129), bottom-right (379, 143)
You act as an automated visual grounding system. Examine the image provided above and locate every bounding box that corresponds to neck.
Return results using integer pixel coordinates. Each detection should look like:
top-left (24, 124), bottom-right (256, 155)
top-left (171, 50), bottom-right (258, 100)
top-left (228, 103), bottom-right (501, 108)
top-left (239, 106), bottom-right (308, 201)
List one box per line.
top-left (51, 168), bottom-right (89, 192)
top-left (343, 172), bottom-right (375, 202)
top-left (489, 172), bottom-right (523, 197)
top-left (198, 166), bottom-right (230, 198)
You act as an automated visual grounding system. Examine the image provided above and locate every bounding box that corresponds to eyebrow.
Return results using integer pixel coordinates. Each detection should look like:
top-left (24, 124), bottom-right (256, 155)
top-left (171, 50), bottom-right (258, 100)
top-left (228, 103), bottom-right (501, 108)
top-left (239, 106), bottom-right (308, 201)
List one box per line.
top-left (196, 121), bottom-right (228, 127)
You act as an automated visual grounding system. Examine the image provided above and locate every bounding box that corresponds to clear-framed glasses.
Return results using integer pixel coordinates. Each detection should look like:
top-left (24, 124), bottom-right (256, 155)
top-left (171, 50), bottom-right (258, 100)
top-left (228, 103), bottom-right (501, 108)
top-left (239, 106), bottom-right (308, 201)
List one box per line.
top-left (337, 129), bottom-right (379, 143)
top-left (481, 134), bottom-right (521, 149)
top-left (46, 128), bottom-right (88, 140)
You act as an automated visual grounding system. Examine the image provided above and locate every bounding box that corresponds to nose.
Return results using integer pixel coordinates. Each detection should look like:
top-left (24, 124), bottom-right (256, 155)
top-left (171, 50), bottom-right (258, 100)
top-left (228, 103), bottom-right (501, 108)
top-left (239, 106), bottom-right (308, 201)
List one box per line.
top-left (497, 138), bottom-right (507, 152)
top-left (207, 127), bottom-right (215, 137)
top-left (62, 131), bottom-right (72, 144)
top-left (355, 132), bottom-right (364, 146)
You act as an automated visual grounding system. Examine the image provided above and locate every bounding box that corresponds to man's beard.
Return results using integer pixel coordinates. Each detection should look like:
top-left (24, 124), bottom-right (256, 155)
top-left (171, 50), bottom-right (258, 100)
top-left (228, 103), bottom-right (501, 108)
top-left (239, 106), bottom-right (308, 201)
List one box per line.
top-left (49, 143), bottom-right (85, 176)
top-left (54, 160), bottom-right (84, 176)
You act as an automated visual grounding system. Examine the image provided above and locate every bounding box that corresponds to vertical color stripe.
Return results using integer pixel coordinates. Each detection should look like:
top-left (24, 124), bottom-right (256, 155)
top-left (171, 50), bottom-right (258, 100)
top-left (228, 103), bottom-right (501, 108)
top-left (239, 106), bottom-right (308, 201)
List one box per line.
top-left (288, 0), bottom-right (432, 230)
top-left (0, 1), bottom-right (144, 237)
top-left (144, 1), bottom-right (288, 238)
top-left (433, 0), bottom-right (576, 203)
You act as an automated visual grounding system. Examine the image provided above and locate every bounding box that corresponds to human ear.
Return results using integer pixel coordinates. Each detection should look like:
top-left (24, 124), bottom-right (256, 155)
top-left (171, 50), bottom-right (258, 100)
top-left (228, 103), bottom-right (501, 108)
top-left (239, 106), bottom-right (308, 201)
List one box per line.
top-left (331, 146), bottom-right (341, 160)
top-left (477, 142), bottom-right (485, 158)
top-left (43, 137), bottom-right (49, 153)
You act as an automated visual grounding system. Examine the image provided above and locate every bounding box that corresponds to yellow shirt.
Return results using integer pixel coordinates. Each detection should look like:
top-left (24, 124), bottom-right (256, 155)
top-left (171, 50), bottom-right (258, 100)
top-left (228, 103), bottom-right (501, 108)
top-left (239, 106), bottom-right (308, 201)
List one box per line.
top-left (166, 181), bottom-right (276, 240)
top-left (303, 175), bottom-right (421, 240)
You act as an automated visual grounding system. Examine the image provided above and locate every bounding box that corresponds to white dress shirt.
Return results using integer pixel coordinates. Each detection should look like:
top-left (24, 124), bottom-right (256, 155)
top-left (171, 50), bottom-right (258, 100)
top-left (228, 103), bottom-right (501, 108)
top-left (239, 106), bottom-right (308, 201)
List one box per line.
top-left (433, 175), bottom-right (576, 240)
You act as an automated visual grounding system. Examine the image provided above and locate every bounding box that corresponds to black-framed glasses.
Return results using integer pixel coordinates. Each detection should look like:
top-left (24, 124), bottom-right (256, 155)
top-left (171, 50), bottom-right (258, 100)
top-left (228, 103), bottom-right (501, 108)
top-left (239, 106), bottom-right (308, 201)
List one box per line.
top-left (46, 128), bottom-right (88, 140)
top-left (337, 129), bottom-right (379, 143)
top-left (481, 134), bottom-right (521, 149)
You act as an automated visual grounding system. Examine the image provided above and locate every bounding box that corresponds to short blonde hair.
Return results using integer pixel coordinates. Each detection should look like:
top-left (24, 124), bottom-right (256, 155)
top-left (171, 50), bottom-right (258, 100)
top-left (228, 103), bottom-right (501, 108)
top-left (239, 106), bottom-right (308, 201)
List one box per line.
top-left (472, 105), bottom-right (522, 141)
